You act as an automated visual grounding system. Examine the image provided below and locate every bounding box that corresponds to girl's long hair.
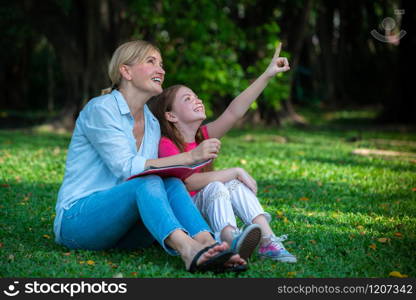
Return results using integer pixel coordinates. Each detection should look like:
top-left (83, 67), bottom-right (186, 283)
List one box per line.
top-left (149, 85), bottom-right (213, 171)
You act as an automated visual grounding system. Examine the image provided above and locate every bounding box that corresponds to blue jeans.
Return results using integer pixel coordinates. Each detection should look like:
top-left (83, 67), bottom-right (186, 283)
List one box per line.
top-left (59, 175), bottom-right (212, 255)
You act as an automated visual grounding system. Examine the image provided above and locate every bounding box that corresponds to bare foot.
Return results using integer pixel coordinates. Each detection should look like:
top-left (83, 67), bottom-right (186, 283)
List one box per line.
top-left (207, 242), bottom-right (247, 268)
top-left (224, 253), bottom-right (246, 268)
top-left (183, 242), bottom-right (231, 270)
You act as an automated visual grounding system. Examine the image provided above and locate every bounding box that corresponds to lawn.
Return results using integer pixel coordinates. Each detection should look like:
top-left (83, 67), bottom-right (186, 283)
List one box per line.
top-left (1, 111), bottom-right (415, 278)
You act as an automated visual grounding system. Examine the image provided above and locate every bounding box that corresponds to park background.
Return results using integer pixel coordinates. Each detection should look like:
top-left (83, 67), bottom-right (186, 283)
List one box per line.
top-left (0, 0), bottom-right (415, 278)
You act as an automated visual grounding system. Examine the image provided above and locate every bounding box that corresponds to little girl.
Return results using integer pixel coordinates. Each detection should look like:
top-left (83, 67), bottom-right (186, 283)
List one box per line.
top-left (149, 44), bottom-right (296, 263)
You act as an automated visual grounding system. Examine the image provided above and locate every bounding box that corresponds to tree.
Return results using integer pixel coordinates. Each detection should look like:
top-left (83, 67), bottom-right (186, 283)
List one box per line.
top-left (379, 0), bottom-right (416, 123)
top-left (3, 0), bottom-right (411, 129)
top-left (21, 0), bottom-right (133, 130)
top-left (278, 0), bottom-right (312, 125)
top-left (227, 0), bottom-right (308, 125)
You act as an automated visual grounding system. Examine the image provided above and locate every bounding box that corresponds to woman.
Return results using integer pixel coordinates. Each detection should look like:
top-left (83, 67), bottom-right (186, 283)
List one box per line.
top-left (53, 40), bottom-right (245, 273)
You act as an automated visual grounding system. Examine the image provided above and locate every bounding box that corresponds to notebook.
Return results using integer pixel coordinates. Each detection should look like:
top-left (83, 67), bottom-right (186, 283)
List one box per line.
top-left (127, 159), bottom-right (212, 180)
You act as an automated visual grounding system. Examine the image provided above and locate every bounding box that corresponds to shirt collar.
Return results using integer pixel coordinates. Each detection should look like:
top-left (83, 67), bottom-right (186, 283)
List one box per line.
top-left (111, 89), bottom-right (158, 123)
top-left (111, 89), bottom-right (131, 116)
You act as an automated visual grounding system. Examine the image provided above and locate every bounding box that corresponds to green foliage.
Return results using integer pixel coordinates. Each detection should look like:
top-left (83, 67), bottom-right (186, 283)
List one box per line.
top-left (1, 111), bottom-right (415, 277)
top-left (247, 50), bottom-right (291, 112)
top-left (127, 0), bottom-right (290, 117)
top-left (245, 21), bottom-right (291, 112)
top-left (2, 0), bottom-right (410, 123)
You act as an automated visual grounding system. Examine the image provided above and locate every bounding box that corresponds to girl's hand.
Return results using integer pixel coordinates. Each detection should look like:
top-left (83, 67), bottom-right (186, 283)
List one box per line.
top-left (190, 138), bottom-right (221, 163)
top-left (264, 43), bottom-right (290, 78)
top-left (235, 167), bottom-right (257, 194)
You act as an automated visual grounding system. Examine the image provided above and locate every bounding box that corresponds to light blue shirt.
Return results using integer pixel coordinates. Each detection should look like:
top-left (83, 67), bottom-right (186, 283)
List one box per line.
top-left (54, 90), bottom-right (160, 244)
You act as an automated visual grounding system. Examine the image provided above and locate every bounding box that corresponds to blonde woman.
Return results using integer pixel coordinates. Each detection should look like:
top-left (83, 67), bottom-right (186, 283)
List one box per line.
top-left (53, 40), bottom-right (246, 273)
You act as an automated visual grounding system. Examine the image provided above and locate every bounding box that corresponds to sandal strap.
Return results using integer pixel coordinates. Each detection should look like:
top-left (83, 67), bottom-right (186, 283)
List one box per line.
top-left (187, 242), bottom-right (221, 273)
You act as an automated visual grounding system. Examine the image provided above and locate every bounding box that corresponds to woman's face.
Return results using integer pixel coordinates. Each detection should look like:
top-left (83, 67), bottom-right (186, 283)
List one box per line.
top-left (169, 86), bottom-right (206, 124)
top-left (127, 50), bottom-right (165, 97)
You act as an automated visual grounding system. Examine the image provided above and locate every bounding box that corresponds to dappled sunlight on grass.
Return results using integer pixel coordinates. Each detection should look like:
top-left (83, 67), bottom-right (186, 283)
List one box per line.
top-left (286, 207), bottom-right (415, 234)
top-left (1, 121), bottom-right (415, 277)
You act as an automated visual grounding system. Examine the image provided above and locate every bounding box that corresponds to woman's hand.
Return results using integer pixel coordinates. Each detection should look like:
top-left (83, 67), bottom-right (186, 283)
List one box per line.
top-left (264, 43), bottom-right (290, 78)
top-left (234, 167), bottom-right (257, 194)
top-left (190, 138), bottom-right (221, 163)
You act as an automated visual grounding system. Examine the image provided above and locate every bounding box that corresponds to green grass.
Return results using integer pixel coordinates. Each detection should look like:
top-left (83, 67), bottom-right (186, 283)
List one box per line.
top-left (1, 111), bottom-right (415, 278)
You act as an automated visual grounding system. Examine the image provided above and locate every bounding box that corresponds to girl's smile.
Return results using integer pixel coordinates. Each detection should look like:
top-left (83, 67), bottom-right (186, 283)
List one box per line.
top-left (170, 86), bottom-right (206, 123)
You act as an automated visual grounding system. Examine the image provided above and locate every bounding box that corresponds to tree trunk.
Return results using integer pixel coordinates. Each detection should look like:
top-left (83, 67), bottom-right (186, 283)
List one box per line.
top-left (379, 0), bottom-right (415, 124)
top-left (317, 0), bottom-right (337, 106)
top-left (276, 0), bottom-right (313, 126)
top-left (22, 0), bottom-right (130, 131)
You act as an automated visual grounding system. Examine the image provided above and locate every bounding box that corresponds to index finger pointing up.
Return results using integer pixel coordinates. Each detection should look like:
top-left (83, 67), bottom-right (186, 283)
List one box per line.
top-left (273, 42), bottom-right (282, 59)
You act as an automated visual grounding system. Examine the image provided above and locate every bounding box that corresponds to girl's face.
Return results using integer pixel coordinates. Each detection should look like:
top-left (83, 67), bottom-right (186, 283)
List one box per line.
top-left (167, 86), bottom-right (206, 124)
top-left (124, 50), bottom-right (165, 96)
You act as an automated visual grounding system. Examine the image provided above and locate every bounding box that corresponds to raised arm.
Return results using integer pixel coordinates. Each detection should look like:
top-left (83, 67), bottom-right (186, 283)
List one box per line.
top-left (206, 43), bottom-right (290, 139)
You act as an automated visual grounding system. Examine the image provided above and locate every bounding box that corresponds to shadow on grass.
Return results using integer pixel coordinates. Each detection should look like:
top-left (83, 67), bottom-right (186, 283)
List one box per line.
top-left (2, 178), bottom-right (415, 277)
top-left (257, 178), bottom-right (416, 218)
top-left (228, 122), bottom-right (416, 139)
top-left (2, 178), bottom-right (414, 246)
top-left (0, 129), bottom-right (71, 150)
top-left (0, 180), bottom-right (190, 277)
top-left (297, 154), bottom-right (416, 173)
top-left (233, 140), bottom-right (416, 173)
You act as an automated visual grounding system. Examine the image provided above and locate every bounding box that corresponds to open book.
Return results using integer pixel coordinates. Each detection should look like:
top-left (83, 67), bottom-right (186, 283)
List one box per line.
top-left (127, 159), bottom-right (212, 181)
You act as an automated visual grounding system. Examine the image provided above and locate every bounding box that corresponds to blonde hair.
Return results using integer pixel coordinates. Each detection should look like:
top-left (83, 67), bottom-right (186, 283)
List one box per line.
top-left (101, 40), bottom-right (160, 95)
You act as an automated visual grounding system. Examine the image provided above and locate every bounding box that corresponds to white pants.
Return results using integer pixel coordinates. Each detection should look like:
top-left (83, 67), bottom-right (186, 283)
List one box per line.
top-left (192, 179), bottom-right (271, 241)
